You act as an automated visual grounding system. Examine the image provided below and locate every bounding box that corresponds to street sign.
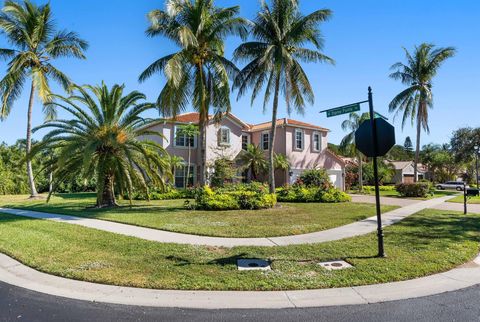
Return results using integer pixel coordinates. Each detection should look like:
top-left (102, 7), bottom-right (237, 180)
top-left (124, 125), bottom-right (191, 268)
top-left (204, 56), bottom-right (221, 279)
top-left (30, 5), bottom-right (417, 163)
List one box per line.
top-left (355, 118), bottom-right (395, 157)
top-left (325, 103), bottom-right (360, 118)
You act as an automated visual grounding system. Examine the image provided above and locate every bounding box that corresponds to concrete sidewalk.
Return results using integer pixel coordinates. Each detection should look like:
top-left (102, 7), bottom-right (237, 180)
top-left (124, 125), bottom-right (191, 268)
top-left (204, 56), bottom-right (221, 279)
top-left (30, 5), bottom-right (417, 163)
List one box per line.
top-left (350, 194), bottom-right (480, 213)
top-left (350, 194), bottom-right (419, 207)
top-left (0, 195), bottom-right (454, 247)
top-left (0, 252), bottom-right (479, 309)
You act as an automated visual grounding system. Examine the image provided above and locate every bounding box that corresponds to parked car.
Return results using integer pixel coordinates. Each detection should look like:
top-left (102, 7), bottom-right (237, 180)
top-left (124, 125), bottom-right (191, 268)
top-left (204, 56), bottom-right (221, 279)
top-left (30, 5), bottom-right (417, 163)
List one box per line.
top-left (436, 181), bottom-right (469, 191)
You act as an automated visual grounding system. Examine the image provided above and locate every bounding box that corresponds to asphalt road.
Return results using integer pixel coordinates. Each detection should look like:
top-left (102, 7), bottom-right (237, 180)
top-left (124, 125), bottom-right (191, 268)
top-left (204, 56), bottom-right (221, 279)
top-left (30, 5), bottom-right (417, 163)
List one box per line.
top-left (1, 281), bottom-right (480, 322)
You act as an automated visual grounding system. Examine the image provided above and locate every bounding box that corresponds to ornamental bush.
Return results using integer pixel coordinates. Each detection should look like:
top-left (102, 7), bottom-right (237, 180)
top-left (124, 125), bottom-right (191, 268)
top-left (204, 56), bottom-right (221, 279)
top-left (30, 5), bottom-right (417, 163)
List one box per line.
top-left (276, 185), bottom-right (351, 203)
top-left (190, 183), bottom-right (276, 210)
top-left (130, 187), bottom-right (196, 200)
top-left (362, 185), bottom-right (396, 193)
top-left (395, 182), bottom-right (432, 198)
top-left (297, 169), bottom-right (332, 189)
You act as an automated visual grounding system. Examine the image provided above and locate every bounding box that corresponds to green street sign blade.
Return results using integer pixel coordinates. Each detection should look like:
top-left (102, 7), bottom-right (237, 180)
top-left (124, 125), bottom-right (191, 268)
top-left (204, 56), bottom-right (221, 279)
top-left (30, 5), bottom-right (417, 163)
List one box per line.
top-left (326, 103), bottom-right (360, 118)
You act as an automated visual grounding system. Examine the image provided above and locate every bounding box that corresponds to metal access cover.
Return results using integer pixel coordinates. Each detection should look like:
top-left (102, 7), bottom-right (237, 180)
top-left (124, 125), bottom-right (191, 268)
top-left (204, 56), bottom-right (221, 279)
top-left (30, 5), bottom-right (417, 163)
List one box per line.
top-left (237, 259), bottom-right (271, 271)
top-left (318, 260), bottom-right (353, 271)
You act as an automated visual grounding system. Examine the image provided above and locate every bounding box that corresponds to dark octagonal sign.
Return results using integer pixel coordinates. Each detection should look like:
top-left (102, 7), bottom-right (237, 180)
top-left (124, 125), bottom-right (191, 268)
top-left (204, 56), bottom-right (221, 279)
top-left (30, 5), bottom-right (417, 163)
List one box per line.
top-left (355, 118), bottom-right (395, 157)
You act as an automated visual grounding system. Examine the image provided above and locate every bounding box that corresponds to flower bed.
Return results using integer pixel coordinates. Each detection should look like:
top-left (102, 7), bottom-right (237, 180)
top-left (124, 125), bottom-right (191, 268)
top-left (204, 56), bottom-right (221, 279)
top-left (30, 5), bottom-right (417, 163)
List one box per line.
top-left (189, 182), bottom-right (276, 210)
top-left (276, 185), bottom-right (351, 203)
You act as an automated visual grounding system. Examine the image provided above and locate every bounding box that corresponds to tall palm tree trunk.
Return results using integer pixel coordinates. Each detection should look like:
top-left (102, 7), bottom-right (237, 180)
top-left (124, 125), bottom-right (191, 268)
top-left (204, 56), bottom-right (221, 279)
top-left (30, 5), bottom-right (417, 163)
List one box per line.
top-left (197, 64), bottom-right (208, 186)
top-left (185, 146), bottom-right (191, 189)
top-left (268, 71), bottom-right (281, 194)
top-left (26, 81), bottom-right (38, 198)
top-left (414, 111), bottom-right (422, 183)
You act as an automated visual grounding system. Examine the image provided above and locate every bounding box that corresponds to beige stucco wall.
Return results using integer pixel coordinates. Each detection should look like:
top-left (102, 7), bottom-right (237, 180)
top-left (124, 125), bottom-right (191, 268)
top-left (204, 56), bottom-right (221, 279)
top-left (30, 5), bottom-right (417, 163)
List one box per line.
top-left (205, 117), bottom-right (246, 165)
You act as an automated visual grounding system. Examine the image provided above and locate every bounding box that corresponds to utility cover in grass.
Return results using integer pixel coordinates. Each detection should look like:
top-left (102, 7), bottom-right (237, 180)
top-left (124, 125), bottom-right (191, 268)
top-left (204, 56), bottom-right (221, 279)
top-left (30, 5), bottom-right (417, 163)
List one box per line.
top-left (237, 259), bottom-right (271, 271)
top-left (318, 260), bottom-right (353, 271)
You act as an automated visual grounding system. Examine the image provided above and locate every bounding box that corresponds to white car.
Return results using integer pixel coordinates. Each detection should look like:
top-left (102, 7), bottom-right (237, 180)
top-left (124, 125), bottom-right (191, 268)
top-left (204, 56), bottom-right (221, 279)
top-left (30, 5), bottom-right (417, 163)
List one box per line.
top-left (436, 181), bottom-right (469, 191)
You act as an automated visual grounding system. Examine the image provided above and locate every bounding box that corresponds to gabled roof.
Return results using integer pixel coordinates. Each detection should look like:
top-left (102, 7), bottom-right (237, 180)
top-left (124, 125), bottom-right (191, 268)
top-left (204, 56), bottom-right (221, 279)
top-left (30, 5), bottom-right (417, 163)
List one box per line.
top-left (387, 160), bottom-right (428, 173)
top-left (149, 112), bottom-right (330, 132)
top-left (388, 161), bottom-right (413, 170)
top-left (326, 149), bottom-right (346, 165)
top-left (150, 112), bottom-right (250, 130)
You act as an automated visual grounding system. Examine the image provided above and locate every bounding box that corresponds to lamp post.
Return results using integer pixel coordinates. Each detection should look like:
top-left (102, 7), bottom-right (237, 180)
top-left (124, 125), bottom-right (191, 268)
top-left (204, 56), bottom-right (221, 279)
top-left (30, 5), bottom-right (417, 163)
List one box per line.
top-left (475, 145), bottom-right (479, 189)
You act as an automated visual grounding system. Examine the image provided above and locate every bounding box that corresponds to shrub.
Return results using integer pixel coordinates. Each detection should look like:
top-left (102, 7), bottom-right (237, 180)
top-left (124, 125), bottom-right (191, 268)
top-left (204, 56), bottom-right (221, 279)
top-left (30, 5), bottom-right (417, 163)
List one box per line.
top-left (395, 182), bottom-right (432, 198)
top-left (362, 185), bottom-right (396, 193)
top-left (276, 185), bottom-right (351, 203)
top-left (130, 187), bottom-right (196, 201)
top-left (210, 158), bottom-right (238, 188)
top-left (297, 169), bottom-right (332, 189)
top-left (191, 183), bottom-right (276, 210)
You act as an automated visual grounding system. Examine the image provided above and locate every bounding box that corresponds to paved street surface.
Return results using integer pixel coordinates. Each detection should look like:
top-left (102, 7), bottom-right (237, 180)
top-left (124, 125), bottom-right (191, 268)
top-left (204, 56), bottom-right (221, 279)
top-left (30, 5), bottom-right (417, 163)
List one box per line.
top-left (2, 281), bottom-right (480, 322)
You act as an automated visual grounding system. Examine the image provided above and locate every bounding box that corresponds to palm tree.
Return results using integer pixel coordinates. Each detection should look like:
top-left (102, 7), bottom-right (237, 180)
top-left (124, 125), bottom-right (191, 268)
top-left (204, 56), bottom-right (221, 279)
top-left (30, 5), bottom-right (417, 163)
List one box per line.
top-left (233, 0), bottom-right (334, 193)
top-left (175, 123), bottom-right (199, 188)
top-left (341, 112), bottom-right (370, 191)
top-left (31, 83), bottom-right (171, 208)
top-left (389, 43), bottom-right (456, 182)
top-left (139, 0), bottom-right (247, 186)
top-left (237, 144), bottom-right (267, 181)
top-left (0, 0), bottom-right (88, 198)
top-left (274, 153), bottom-right (290, 186)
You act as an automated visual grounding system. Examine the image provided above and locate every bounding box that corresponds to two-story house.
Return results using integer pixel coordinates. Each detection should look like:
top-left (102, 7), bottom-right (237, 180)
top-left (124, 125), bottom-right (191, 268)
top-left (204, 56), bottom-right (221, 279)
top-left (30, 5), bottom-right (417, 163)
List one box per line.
top-left (141, 112), bottom-right (345, 190)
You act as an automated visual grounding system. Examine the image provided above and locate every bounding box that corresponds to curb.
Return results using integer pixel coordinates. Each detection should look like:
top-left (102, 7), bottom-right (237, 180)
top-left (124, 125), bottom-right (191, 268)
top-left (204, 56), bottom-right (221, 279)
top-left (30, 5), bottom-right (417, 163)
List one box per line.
top-left (0, 253), bottom-right (479, 309)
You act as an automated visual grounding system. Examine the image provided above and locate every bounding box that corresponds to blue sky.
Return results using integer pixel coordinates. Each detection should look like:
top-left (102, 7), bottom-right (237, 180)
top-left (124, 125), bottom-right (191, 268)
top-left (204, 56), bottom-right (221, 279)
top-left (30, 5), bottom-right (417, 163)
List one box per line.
top-left (0, 0), bottom-right (479, 147)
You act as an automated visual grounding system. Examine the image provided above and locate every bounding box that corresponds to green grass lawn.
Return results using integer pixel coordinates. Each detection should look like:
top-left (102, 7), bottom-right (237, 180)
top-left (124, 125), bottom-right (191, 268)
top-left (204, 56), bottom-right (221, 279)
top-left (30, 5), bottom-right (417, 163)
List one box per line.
top-left (0, 193), bottom-right (397, 238)
top-left (0, 209), bottom-right (478, 291)
top-left (448, 195), bottom-right (480, 204)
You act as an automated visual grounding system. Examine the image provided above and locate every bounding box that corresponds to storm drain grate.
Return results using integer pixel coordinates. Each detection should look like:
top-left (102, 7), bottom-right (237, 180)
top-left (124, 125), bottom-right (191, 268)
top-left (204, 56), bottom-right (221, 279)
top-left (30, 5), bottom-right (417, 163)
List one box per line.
top-left (237, 259), bottom-right (271, 271)
top-left (318, 260), bottom-right (353, 271)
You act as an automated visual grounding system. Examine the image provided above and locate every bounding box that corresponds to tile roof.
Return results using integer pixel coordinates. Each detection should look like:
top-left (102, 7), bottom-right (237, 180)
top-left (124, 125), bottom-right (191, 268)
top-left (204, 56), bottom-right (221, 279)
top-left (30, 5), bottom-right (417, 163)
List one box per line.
top-left (248, 118), bottom-right (329, 132)
top-left (160, 113), bottom-right (329, 132)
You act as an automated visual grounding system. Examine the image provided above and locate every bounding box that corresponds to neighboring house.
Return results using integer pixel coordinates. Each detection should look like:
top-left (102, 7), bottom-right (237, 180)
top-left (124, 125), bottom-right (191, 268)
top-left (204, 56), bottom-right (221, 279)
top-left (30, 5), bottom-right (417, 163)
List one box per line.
top-left (141, 112), bottom-right (346, 190)
top-left (388, 161), bottom-right (429, 184)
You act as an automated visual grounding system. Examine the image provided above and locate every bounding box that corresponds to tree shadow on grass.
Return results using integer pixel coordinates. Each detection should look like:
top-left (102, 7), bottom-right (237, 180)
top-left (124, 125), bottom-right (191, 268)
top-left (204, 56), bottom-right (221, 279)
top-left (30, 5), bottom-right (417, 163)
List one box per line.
top-left (388, 213), bottom-right (480, 249)
top-left (165, 253), bottom-right (251, 267)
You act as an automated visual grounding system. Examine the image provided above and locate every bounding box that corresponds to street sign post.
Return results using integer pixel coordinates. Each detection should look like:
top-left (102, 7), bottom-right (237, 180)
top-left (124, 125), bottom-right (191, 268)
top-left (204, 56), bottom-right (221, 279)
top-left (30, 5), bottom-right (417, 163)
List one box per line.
top-left (321, 87), bottom-right (394, 258)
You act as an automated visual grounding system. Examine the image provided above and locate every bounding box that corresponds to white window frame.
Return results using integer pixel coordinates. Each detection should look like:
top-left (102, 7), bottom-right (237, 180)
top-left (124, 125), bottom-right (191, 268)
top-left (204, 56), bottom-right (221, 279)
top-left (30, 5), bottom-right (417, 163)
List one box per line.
top-left (241, 134), bottom-right (250, 150)
top-left (174, 164), bottom-right (196, 188)
top-left (294, 129), bottom-right (304, 151)
top-left (173, 126), bottom-right (197, 148)
top-left (262, 131), bottom-right (270, 150)
top-left (218, 127), bottom-right (231, 146)
top-left (312, 131), bottom-right (321, 152)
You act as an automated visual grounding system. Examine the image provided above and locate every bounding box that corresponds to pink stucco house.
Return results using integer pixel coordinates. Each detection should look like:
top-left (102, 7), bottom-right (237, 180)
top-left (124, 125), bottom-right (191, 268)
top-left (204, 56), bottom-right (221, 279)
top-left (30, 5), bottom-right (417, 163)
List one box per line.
top-left (142, 112), bottom-right (346, 190)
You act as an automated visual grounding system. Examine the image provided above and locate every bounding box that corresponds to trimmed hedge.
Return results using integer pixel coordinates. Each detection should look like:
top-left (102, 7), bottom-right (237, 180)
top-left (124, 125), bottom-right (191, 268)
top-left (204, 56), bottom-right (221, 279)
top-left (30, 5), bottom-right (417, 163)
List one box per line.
top-left (190, 183), bottom-right (277, 210)
top-left (130, 188), bottom-right (196, 201)
top-left (395, 182), bottom-right (432, 198)
top-left (276, 185), bottom-right (351, 203)
top-left (362, 185), bottom-right (396, 193)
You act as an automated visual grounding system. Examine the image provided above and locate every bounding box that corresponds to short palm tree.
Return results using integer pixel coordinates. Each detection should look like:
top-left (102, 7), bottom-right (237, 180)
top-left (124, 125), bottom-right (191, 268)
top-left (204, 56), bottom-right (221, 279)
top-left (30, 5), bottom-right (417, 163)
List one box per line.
top-left (32, 83), bottom-right (171, 208)
top-left (0, 0), bottom-right (88, 197)
top-left (237, 144), bottom-right (267, 181)
top-left (389, 43), bottom-right (456, 181)
top-left (139, 0), bottom-right (247, 186)
top-left (341, 112), bottom-right (370, 191)
top-left (175, 123), bottom-right (199, 188)
top-left (233, 0), bottom-right (333, 193)
top-left (274, 152), bottom-right (290, 186)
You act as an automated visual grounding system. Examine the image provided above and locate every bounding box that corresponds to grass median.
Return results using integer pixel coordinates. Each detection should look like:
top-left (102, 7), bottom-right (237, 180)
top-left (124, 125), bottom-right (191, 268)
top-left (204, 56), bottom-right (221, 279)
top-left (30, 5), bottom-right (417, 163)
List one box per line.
top-left (0, 193), bottom-right (397, 238)
top-left (0, 209), bottom-right (478, 291)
